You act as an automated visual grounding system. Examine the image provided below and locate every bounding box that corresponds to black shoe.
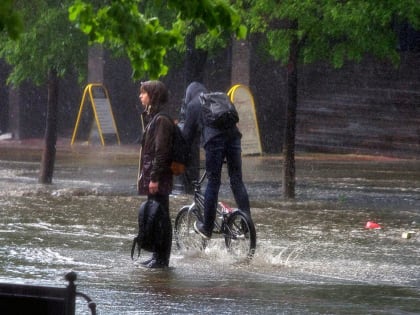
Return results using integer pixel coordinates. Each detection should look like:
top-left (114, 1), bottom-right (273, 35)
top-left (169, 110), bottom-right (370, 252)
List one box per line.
top-left (194, 221), bottom-right (211, 240)
top-left (145, 259), bottom-right (167, 269)
top-left (140, 253), bottom-right (157, 266)
top-left (140, 257), bottom-right (154, 266)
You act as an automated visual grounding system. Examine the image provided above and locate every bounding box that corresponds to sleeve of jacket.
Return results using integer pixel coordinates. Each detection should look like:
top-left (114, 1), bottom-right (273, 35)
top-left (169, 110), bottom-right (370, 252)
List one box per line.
top-left (150, 116), bottom-right (173, 182)
top-left (182, 100), bottom-right (200, 147)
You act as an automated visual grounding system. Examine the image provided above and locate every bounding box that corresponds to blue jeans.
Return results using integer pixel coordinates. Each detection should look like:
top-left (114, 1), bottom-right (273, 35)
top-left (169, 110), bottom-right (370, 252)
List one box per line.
top-left (203, 135), bottom-right (250, 234)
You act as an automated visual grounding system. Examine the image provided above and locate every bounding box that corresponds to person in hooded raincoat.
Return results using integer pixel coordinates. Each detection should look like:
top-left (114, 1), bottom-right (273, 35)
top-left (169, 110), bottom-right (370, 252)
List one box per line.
top-left (137, 80), bottom-right (173, 268)
top-left (181, 82), bottom-right (251, 239)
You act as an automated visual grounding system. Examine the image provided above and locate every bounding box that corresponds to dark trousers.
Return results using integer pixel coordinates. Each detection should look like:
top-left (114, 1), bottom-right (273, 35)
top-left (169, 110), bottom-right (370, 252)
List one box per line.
top-left (203, 135), bottom-right (250, 234)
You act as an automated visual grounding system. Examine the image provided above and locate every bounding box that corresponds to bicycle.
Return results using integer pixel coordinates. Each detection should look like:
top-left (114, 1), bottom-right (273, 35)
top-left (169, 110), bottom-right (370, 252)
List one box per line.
top-left (174, 169), bottom-right (257, 260)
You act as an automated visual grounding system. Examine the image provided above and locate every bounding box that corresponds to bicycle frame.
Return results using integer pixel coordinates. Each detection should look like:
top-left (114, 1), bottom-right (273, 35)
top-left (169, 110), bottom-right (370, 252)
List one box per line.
top-left (187, 170), bottom-right (237, 236)
top-left (175, 169), bottom-right (257, 259)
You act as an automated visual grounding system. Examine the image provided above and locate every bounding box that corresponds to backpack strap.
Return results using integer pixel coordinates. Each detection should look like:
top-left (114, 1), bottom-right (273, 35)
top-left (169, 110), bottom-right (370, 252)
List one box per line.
top-left (131, 236), bottom-right (141, 260)
top-left (145, 113), bottom-right (174, 140)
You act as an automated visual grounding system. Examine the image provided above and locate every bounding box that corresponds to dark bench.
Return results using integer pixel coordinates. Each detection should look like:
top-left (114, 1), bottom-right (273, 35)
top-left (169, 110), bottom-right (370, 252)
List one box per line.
top-left (0, 271), bottom-right (96, 315)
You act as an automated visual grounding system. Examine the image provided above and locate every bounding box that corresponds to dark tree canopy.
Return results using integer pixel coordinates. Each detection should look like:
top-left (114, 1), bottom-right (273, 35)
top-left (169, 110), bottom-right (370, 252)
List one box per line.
top-left (0, 0), bottom-right (23, 39)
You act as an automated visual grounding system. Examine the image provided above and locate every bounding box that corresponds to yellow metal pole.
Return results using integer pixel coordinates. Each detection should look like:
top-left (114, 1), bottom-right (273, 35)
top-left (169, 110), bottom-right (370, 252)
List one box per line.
top-left (70, 84), bottom-right (90, 145)
top-left (88, 84), bottom-right (105, 146)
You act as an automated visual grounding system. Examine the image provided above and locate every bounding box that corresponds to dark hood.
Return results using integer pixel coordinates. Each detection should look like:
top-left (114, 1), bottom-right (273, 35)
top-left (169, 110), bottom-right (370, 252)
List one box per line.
top-left (184, 82), bottom-right (208, 105)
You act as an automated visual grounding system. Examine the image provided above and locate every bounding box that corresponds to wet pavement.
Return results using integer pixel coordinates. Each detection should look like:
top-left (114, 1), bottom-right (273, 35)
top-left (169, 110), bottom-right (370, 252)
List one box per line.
top-left (0, 138), bottom-right (419, 314)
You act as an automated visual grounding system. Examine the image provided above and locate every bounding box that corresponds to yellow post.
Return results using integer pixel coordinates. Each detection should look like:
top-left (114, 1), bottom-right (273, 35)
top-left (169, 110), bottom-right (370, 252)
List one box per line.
top-left (227, 84), bottom-right (262, 155)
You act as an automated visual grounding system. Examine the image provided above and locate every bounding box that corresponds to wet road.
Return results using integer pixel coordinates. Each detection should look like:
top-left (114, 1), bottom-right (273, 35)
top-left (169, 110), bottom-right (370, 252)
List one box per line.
top-left (0, 148), bottom-right (419, 314)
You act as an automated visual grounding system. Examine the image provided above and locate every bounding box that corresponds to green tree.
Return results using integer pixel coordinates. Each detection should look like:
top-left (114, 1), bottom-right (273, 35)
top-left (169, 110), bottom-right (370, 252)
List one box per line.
top-left (0, 0), bottom-right (23, 39)
top-left (68, 0), bottom-right (246, 79)
top-left (243, 0), bottom-right (420, 198)
top-left (0, 0), bottom-right (88, 184)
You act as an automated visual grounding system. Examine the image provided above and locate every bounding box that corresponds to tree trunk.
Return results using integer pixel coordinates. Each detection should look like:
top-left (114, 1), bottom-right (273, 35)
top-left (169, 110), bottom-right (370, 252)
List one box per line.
top-left (282, 21), bottom-right (298, 199)
top-left (180, 30), bottom-right (207, 193)
top-left (39, 69), bottom-right (59, 184)
top-left (184, 30), bottom-right (207, 85)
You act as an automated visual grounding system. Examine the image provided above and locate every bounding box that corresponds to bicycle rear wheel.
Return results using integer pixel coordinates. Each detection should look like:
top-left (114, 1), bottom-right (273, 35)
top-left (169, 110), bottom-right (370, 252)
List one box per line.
top-left (224, 211), bottom-right (256, 260)
top-left (174, 206), bottom-right (206, 251)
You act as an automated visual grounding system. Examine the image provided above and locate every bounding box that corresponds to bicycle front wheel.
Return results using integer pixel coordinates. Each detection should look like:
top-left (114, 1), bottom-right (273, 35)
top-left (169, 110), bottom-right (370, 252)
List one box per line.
top-left (174, 206), bottom-right (206, 251)
top-left (224, 211), bottom-right (256, 260)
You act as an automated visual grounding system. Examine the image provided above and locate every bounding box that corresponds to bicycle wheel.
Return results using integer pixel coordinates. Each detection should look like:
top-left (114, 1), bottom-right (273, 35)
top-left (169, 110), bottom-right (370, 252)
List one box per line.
top-left (174, 206), bottom-right (206, 251)
top-left (224, 210), bottom-right (256, 259)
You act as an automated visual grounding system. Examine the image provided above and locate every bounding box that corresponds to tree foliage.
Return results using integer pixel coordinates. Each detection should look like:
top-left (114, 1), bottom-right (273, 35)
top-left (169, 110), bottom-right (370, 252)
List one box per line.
top-left (0, 0), bottom-right (23, 39)
top-left (68, 0), bottom-right (246, 79)
top-left (245, 0), bottom-right (420, 67)
top-left (0, 0), bottom-right (87, 87)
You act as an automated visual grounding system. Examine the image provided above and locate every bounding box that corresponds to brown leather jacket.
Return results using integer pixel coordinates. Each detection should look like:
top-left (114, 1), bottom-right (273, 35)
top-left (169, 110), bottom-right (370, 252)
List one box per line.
top-left (137, 112), bottom-right (174, 195)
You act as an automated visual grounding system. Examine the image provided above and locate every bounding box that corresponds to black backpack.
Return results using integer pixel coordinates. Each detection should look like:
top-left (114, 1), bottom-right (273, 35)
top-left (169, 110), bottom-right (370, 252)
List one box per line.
top-left (148, 114), bottom-right (189, 176)
top-left (199, 92), bottom-right (239, 129)
top-left (131, 200), bottom-right (165, 259)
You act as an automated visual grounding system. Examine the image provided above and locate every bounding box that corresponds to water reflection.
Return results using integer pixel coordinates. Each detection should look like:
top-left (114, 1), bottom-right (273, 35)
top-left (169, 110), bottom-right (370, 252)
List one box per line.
top-left (0, 155), bottom-right (419, 314)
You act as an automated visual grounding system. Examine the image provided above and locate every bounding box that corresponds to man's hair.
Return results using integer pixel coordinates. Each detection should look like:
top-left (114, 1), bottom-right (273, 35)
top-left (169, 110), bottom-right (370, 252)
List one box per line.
top-left (140, 80), bottom-right (168, 107)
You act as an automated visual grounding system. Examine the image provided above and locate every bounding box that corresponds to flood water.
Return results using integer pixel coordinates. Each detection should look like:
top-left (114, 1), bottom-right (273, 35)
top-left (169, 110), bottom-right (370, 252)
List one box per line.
top-left (0, 149), bottom-right (419, 314)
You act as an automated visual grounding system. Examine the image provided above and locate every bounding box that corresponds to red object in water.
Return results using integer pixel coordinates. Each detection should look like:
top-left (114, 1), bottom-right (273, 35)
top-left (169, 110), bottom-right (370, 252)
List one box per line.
top-left (365, 221), bottom-right (381, 229)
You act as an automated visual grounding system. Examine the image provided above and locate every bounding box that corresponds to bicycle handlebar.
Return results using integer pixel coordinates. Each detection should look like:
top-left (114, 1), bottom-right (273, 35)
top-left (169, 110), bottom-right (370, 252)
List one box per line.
top-left (182, 167), bottom-right (207, 186)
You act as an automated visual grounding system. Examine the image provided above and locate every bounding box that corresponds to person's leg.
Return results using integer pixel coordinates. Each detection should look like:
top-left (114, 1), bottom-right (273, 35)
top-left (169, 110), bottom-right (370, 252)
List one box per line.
top-left (226, 137), bottom-right (251, 216)
top-left (157, 209), bottom-right (172, 267)
top-left (200, 139), bottom-right (224, 237)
